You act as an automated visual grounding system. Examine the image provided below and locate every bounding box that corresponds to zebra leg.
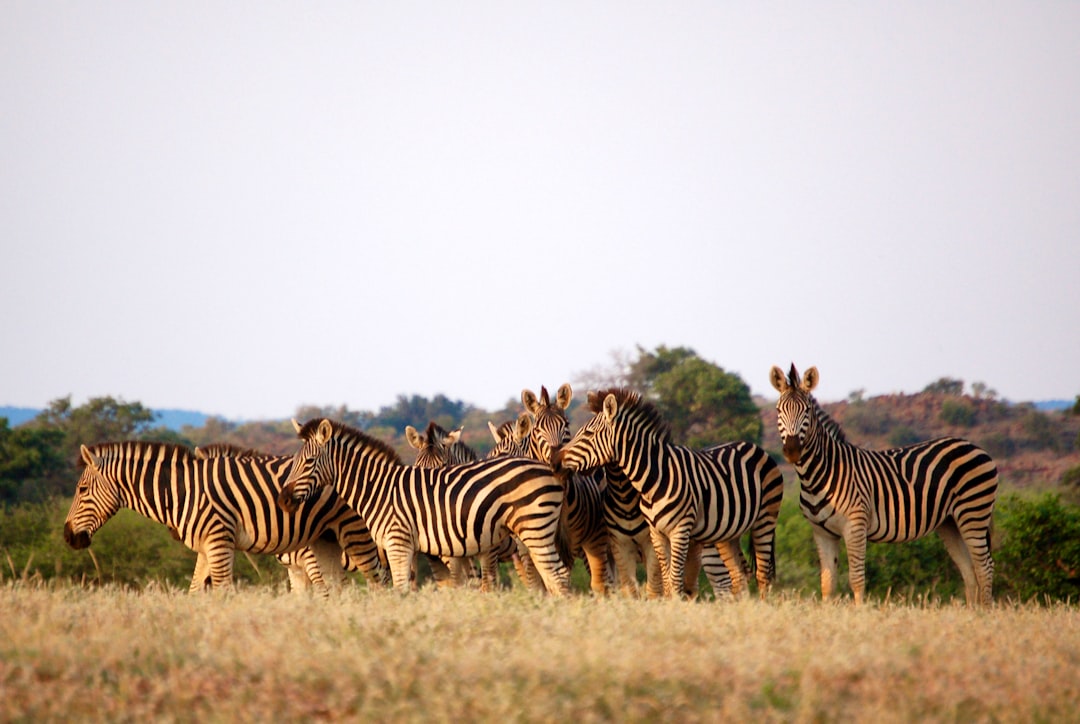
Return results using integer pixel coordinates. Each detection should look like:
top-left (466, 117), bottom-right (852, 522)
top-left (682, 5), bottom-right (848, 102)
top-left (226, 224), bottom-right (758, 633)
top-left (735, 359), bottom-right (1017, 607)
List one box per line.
top-left (609, 532), bottom-right (642, 597)
top-left (842, 521), bottom-right (869, 605)
top-left (640, 535), bottom-right (664, 599)
top-left (515, 527), bottom-right (571, 596)
top-left (812, 529), bottom-right (842, 603)
top-left (446, 557), bottom-right (471, 587)
top-left (384, 540), bottom-right (416, 593)
top-left (203, 539), bottom-right (237, 592)
top-left (582, 538), bottom-right (612, 596)
top-left (954, 515), bottom-right (995, 605)
top-left (477, 548), bottom-right (499, 592)
top-left (190, 553), bottom-right (212, 593)
top-left (648, 527), bottom-right (673, 597)
top-left (682, 542), bottom-right (703, 599)
top-left (294, 547), bottom-right (331, 599)
top-left (936, 519), bottom-right (978, 604)
top-left (715, 540), bottom-right (749, 598)
top-left (663, 522), bottom-right (694, 600)
top-left (699, 546), bottom-right (732, 598)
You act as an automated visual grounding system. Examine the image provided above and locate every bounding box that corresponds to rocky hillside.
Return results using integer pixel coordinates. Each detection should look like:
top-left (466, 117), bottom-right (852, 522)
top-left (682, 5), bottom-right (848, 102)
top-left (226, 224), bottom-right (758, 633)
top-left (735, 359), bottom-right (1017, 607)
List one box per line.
top-left (758, 392), bottom-right (1080, 491)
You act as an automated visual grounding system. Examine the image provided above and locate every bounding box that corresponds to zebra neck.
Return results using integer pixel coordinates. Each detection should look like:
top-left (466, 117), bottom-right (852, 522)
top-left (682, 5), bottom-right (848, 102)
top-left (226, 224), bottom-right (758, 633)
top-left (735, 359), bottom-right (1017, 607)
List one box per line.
top-left (328, 445), bottom-right (398, 521)
top-left (795, 423), bottom-right (845, 489)
top-left (613, 429), bottom-right (669, 502)
top-left (110, 451), bottom-right (191, 531)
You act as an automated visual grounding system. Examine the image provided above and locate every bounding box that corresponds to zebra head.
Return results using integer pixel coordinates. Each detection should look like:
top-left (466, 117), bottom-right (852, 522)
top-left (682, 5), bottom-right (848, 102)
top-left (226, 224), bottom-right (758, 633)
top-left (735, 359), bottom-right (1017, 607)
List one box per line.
top-left (551, 389), bottom-right (619, 474)
top-left (521, 383), bottom-right (573, 465)
top-left (63, 445), bottom-right (123, 550)
top-left (407, 422), bottom-right (452, 468)
top-left (278, 418), bottom-right (335, 513)
top-left (769, 363), bottom-right (820, 464)
top-left (486, 413), bottom-right (534, 458)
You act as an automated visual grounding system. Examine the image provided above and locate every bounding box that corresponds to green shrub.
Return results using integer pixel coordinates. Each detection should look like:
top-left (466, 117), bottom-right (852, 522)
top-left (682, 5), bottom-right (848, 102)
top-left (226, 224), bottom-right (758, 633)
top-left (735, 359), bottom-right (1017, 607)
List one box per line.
top-left (994, 493), bottom-right (1080, 603)
top-left (887, 426), bottom-right (924, 448)
top-left (939, 399), bottom-right (976, 427)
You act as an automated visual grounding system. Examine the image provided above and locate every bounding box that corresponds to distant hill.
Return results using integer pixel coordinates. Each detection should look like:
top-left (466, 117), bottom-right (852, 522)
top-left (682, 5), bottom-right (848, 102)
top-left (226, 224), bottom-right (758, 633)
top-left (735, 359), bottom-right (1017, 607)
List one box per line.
top-left (1, 406), bottom-right (219, 431)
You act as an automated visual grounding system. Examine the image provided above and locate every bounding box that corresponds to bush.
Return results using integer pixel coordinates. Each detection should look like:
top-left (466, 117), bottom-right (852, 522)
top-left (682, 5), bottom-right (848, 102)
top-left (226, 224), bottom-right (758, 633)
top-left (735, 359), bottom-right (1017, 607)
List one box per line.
top-left (887, 426), bottom-right (924, 448)
top-left (939, 399), bottom-right (976, 427)
top-left (994, 493), bottom-right (1080, 603)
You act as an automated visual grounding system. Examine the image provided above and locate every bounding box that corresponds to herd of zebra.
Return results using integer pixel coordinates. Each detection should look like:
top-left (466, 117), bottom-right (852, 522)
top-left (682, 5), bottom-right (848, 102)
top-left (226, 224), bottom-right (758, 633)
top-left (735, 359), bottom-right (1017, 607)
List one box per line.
top-left (63, 364), bottom-right (1000, 604)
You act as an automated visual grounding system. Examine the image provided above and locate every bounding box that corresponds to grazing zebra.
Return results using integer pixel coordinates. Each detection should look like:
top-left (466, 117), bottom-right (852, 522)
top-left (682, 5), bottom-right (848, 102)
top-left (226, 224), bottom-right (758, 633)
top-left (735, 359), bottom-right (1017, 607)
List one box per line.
top-left (769, 364), bottom-right (998, 605)
top-left (193, 443), bottom-right (387, 592)
top-left (278, 418), bottom-right (572, 596)
top-left (553, 388), bottom-right (784, 599)
top-left (63, 440), bottom-right (385, 595)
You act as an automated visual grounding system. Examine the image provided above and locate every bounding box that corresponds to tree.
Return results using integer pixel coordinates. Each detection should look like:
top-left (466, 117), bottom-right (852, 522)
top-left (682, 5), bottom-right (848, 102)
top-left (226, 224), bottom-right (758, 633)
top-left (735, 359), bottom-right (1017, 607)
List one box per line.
top-left (923, 377), bottom-right (964, 396)
top-left (598, 345), bottom-right (762, 447)
top-left (0, 419), bottom-right (65, 504)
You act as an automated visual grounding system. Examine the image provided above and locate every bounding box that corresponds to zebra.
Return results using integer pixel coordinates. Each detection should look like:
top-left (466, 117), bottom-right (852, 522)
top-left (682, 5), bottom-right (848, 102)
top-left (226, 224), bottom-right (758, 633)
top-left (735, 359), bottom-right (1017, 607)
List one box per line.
top-left (521, 384), bottom-right (614, 595)
top-left (553, 388), bottom-right (784, 599)
top-left (404, 420), bottom-right (524, 589)
top-left (769, 364), bottom-right (998, 605)
top-left (486, 413), bottom-right (534, 458)
top-left (277, 418), bottom-right (572, 596)
top-left (193, 443), bottom-right (387, 593)
top-left (63, 440), bottom-right (386, 595)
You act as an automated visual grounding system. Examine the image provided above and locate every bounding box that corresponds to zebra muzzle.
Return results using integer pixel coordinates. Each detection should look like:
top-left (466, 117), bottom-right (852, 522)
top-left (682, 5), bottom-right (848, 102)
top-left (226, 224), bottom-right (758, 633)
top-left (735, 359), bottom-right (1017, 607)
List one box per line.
top-left (782, 437), bottom-right (803, 465)
top-left (277, 488), bottom-right (301, 513)
top-left (63, 522), bottom-right (91, 550)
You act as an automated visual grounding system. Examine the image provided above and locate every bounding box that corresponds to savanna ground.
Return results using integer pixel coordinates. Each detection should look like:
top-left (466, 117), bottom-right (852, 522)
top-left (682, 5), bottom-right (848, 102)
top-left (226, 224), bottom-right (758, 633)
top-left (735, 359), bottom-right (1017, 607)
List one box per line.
top-left (2, 582), bottom-right (1077, 723)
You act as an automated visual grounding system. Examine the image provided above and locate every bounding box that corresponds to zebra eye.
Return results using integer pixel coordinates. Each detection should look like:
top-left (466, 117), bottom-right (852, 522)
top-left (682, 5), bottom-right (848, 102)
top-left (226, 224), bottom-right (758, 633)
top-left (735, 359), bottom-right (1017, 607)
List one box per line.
top-left (77, 484), bottom-right (88, 495)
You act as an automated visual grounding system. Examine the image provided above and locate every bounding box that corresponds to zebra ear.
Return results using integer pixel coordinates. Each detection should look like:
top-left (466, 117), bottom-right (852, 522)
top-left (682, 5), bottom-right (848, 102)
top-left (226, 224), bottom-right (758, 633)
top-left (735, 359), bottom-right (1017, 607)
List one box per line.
top-left (602, 393), bottom-right (618, 423)
top-left (445, 428), bottom-right (463, 444)
top-left (291, 419), bottom-right (303, 434)
top-left (315, 419), bottom-right (334, 445)
top-left (521, 389), bottom-right (540, 415)
top-left (404, 425), bottom-right (423, 450)
top-left (769, 366), bottom-right (789, 393)
top-left (80, 444), bottom-right (99, 468)
top-left (514, 412), bottom-right (534, 442)
top-left (487, 421), bottom-right (502, 443)
top-left (556, 383), bottom-right (573, 410)
top-left (802, 366), bottom-right (820, 392)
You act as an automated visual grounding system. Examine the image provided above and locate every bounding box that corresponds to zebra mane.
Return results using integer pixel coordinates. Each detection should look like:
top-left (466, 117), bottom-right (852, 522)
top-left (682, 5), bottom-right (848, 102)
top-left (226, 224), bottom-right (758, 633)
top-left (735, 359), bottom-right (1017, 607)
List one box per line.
top-left (809, 395), bottom-right (847, 443)
top-left (296, 418), bottom-right (405, 466)
top-left (78, 440), bottom-right (195, 468)
top-left (587, 387), bottom-right (672, 443)
top-left (424, 421), bottom-right (448, 441)
top-left (195, 442), bottom-right (262, 459)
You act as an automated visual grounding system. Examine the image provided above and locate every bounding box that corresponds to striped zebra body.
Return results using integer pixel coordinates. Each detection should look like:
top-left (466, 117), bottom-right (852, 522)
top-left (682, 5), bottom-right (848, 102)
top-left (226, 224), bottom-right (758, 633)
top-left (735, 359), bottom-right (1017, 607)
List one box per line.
top-left (770, 364), bottom-right (998, 605)
top-left (554, 388), bottom-right (783, 599)
top-left (193, 443), bottom-right (387, 592)
top-left (603, 464), bottom-right (742, 599)
top-left (405, 421), bottom-right (523, 590)
top-left (523, 384), bottom-right (613, 596)
top-left (278, 418), bottom-right (572, 596)
top-left (63, 440), bottom-right (385, 595)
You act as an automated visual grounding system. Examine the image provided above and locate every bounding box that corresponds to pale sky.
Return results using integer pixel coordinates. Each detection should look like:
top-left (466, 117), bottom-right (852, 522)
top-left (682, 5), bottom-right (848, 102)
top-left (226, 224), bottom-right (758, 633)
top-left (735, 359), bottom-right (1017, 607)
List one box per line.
top-left (2, 3), bottom-right (1078, 420)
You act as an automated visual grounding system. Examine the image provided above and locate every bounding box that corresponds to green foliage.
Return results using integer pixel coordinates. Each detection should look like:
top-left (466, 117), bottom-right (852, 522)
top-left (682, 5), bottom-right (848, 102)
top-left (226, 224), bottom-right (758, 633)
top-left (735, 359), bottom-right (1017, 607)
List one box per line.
top-left (1018, 409), bottom-right (1061, 452)
top-left (864, 535), bottom-right (962, 600)
top-left (939, 399), bottom-right (976, 427)
top-left (624, 346), bottom-right (762, 447)
top-left (887, 425), bottom-right (924, 448)
top-left (0, 419), bottom-right (65, 504)
top-left (844, 402), bottom-right (892, 436)
top-left (923, 377), bottom-right (964, 396)
top-left (980, 431), bottom-right (1017, 459)
top-left (994, 493), bottom-right (1080, 603)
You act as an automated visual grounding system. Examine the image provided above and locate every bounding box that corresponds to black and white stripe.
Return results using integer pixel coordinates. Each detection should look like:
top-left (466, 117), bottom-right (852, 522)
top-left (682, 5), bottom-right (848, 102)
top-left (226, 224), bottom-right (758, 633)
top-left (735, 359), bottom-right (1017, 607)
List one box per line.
top-left (770, 364), bottom-right (998, 604)
top-left (554, 388), bottom-right (784, 599)
top-left (278, 418), bottom-right (571, 595)
top-left (63, 440), bottom-right (385, 594)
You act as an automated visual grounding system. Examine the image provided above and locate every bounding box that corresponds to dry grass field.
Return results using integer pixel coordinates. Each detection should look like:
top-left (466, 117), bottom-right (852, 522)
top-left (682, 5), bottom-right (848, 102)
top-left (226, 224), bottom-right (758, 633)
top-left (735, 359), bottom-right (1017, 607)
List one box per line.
top-left (2, 582), bottom-right (1077, 722)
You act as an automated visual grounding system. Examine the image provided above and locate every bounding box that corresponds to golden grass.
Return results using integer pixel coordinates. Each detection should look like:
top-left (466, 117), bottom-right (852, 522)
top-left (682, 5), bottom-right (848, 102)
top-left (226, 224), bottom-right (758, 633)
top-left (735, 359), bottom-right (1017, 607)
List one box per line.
top-left (1, 583), bottom-right (1077, 722)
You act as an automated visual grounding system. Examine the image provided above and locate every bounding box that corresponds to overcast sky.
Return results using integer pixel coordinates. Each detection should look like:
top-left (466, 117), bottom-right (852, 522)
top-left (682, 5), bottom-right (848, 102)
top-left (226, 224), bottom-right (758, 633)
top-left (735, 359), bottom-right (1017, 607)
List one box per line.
top-left (2, 3), bottom-right (1078, 421)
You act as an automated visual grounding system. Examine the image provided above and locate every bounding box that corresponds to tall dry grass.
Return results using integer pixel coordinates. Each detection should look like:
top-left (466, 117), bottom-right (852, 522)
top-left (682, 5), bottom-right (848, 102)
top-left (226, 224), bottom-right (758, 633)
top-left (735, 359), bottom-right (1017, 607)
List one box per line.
top-left (1, 582), bottom-right (1077, 722)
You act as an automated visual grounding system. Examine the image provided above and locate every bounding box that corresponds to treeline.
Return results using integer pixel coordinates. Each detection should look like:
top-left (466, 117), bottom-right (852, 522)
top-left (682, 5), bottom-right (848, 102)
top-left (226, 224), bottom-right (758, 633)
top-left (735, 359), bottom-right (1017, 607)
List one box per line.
top-left (4, 346), bottom-right (1080, 601)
